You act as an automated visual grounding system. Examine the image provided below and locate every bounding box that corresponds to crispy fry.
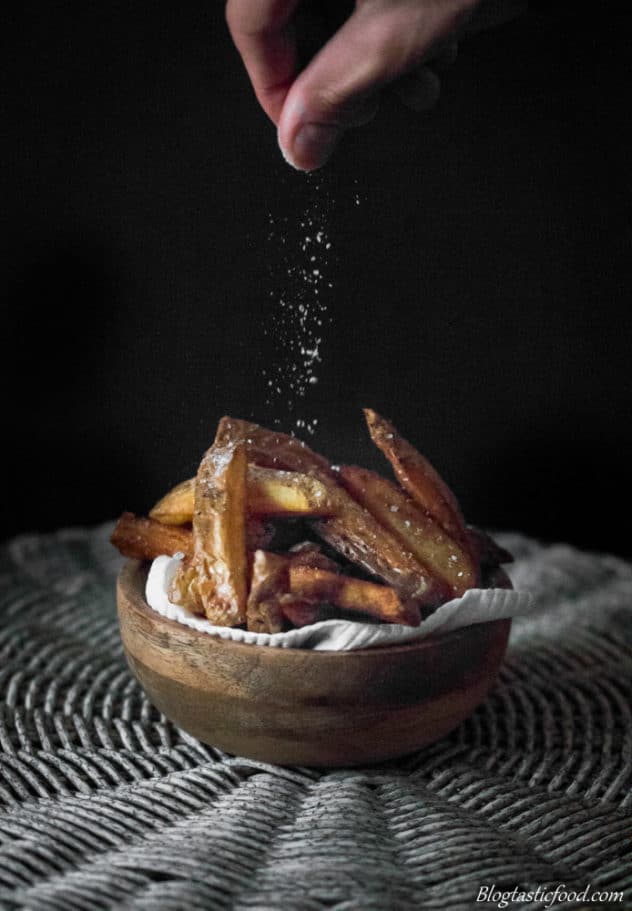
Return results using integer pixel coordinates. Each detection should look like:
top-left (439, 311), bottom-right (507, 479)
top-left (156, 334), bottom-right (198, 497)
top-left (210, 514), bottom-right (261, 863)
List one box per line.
top-left (364, 409), bottom-right (467, 541)
top-left (110, 512), bottom-right (192, 560)
top-left (249, 466), bottom-right (335, 516)
top-left (110, 512), bottom-right (272, 558)
top-left (246, 550), bottom-right (288, 633)
top-left (116, 410), bottom-right (492, 632)
top-left (167, 555), bottom-right (203, 613)
top-left (214, 416), bottom-right (335, 477)
top-left (338, 465), bottom-right (478, 598)
top-left (311, 511), bottom-right (440, 604)
top-left (215, 416), bottom-right (438, 601)
top-left (149, 478), bottom-right (194, 526)
top-left (179, 441), bottom-right (249, 625)
top-left (149, 467), bottom-right (336, 524)
top-left (287, 565), bottom-right (421, 626)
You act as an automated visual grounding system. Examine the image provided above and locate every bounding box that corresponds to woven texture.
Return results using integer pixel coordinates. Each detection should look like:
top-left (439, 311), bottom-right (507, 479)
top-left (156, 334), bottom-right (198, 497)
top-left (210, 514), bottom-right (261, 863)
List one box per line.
top-left (0, 525), bottom-right (630, 910)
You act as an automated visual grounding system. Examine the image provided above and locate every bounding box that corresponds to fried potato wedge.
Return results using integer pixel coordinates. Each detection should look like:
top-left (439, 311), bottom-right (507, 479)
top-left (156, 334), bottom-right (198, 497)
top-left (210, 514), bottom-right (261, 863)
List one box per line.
top-left (149, 467), bottom-right (336, 524)
top-left (246, 549), bottom-right (340, 633)
top-left (338, 465), bottom-right (478, 598)
top-left (364, 409), bottom-right (467, 542)
top-left (167, 554), bottom-right (203, 613)
top-left (246, 550), bottom-right (287, 634)
top-left (175, 440), bottom-right (248, 625)
top-left (148, 478), bottom-right (194, 526)
top-left (214, 416), bottom-right (334, 477)
top-left (110, 512), bottom-right (272, 559)
top-left (287, 565), bottom-right (421, 626)
top-left (215, 416), bottom-right (436, 599)
top-left (110, 512), bottom-right (192, 560)
top-left (311, 500), bottom-right (439, 604)
top-left (249, 467), bottom-right (336, 516)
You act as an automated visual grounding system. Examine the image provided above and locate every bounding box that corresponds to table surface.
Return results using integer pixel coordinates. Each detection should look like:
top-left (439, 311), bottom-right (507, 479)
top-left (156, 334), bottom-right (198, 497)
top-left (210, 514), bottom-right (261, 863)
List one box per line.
top-left (0, 524), bottom-right (630, 910)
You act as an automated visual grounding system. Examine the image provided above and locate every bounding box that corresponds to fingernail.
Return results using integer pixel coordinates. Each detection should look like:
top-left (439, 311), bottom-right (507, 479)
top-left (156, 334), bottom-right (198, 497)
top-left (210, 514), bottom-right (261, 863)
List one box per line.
top-left (291, 123), bottom-right (341, 171)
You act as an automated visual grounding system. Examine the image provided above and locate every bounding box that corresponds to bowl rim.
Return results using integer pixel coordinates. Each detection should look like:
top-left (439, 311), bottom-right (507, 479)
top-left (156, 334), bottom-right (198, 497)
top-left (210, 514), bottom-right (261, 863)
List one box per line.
top-left (118, 559), bottom-right (512, 661)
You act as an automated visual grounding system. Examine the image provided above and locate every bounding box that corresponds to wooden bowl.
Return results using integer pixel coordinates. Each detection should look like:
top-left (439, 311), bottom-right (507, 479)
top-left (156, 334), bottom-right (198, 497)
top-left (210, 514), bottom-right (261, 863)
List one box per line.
top-left (117, 560), bottom-right (511, 767)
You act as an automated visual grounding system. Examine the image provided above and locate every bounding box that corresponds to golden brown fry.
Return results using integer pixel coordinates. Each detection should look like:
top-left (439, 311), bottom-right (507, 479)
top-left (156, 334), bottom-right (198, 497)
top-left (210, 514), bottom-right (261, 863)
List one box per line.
top-left (149, 467), bottom-right (336, 524)
top-left (246, 551), bottom-right (289, 634)
top-left (249, 466), bottom-right (336, 516)
top-left (364, 408), bottom-right (466, 541)
top-left (181, 440), bottom-right (249, 625)
top-left (214, 416), bottom-right (335, 477)
top-left (149, 478), bottom-right (194, 526)
top-left (287, 564), bottom-right (421, 626)
top-left (338, 465), bottom-right (478, 598)
top-left (110, 512), bottom-right (192, 560)
top-left (216, 415), bottom-right (440, 600)
top-left (110, 511), bottom-right (272, 559)
top-left (311, 495), bottom-right (440, 604)
top-left (167, 555), bottom-right (203, 613)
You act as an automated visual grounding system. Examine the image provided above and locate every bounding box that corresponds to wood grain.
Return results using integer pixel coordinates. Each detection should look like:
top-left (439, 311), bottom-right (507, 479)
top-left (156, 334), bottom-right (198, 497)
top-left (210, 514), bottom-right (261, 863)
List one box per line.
top-left (117, 560), bottom-right (511, 767)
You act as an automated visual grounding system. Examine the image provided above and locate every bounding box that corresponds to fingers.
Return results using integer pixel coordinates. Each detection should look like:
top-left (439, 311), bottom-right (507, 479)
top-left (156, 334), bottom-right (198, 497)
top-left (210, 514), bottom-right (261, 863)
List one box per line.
top-left (225, 0), bottom-right (301, 124)
top-left (277, 0), bottom-right (478, 171)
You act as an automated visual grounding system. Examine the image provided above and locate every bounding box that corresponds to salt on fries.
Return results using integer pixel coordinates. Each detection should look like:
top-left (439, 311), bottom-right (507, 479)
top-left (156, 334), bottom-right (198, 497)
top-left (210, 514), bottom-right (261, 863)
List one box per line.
top-left (111, 411), bottom-right (512, 631)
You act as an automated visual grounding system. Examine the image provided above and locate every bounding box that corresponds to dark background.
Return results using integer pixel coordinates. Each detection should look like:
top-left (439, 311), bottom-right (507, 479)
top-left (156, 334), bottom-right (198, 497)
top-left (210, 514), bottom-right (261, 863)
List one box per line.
top-left (3, 3), bottom-right (632, 556)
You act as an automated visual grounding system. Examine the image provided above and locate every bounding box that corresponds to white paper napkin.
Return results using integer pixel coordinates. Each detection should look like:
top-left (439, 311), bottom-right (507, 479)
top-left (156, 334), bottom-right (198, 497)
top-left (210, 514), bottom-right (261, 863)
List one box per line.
top-left (146, 554), bottom-right (532, 651)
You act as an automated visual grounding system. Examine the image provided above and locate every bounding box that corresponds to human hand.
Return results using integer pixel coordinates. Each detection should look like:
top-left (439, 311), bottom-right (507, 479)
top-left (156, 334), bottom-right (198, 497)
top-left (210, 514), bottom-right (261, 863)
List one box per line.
top-left (226, 1), bottom-right (526, 171)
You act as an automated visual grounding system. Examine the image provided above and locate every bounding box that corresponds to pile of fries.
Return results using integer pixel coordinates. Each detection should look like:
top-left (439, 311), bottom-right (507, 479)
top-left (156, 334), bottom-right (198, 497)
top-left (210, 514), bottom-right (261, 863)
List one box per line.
top-left (111, 410), bottom-right (512, 632)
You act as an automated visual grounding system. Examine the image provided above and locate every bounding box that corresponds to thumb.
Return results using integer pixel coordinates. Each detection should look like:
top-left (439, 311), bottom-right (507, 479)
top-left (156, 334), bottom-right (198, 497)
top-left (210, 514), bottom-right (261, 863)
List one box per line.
top-left (277, 0), bottom-right (476, 171)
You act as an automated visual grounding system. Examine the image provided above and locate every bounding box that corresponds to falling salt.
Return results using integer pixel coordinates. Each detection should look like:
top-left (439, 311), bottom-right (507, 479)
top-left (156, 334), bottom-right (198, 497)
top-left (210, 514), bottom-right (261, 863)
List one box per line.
top-left (261, 174), bottom-right (336, 435)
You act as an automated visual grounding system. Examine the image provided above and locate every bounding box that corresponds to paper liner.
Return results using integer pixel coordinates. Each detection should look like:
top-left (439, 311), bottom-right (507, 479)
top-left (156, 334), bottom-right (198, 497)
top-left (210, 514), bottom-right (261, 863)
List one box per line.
top-left (145, 554), bottom-right (533, 651)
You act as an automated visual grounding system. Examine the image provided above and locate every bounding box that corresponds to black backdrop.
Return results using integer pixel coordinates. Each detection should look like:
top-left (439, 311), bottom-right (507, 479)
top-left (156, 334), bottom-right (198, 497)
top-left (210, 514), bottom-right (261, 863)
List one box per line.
top-left (3, 3), bottom-right (632, 557)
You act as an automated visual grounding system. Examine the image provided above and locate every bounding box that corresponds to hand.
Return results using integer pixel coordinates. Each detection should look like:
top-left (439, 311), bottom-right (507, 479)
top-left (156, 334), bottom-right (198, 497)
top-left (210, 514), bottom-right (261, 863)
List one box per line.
top-left (226, 0), bottom-right (525, 171)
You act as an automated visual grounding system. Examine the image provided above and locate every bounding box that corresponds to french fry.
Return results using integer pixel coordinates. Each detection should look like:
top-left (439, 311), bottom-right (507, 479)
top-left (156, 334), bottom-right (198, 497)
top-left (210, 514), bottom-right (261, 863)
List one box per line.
top-left (287, 565), bottom-right (421, 626)
top-left (149, 467), bottom-right (336, 524)
top-left (148, 478), bottom-right (194, 526)
top-left (364, 409), bottom-right (467, 542)
top-left (338, 465), bottom-right (478, 598)
top-left (215, 416), bottom-right (438, 601)
top-left (246, 550), bottom-right (338, 632)
top-left (110, 512), bottom-right (272, 559)
top-left (167, 555), bottom-right (203, 613)
top-left (179, 440), bottom-right (249, 625)
top-left (246, 550), bottom-right (288, 634)
top-left (249, 467), bottom-right (335, 516)
top-left (310, 506), bottom-right (441, 604)
top-left (110, 512), bottom-right (192, 561)
top-left (113, 410), bottom-right (506, 633)
top-left (214, 416), bottom-right (335, 477)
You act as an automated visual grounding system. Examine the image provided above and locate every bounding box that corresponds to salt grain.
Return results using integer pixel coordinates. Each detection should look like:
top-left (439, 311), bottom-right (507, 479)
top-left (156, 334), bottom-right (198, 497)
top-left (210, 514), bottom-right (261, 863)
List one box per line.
top-left (261, 174), bottom-right (336, 435)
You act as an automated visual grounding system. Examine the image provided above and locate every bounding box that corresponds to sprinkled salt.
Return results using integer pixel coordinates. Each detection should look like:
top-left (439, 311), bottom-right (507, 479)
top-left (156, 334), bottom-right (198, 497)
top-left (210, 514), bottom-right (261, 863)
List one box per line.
top-left (261, 174), bottom-right (336, 435)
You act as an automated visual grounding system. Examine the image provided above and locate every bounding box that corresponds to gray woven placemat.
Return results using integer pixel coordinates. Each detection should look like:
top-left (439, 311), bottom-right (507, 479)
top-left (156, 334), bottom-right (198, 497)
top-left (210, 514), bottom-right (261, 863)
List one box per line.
top-left (0, 524), bottom-right (630, 911)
